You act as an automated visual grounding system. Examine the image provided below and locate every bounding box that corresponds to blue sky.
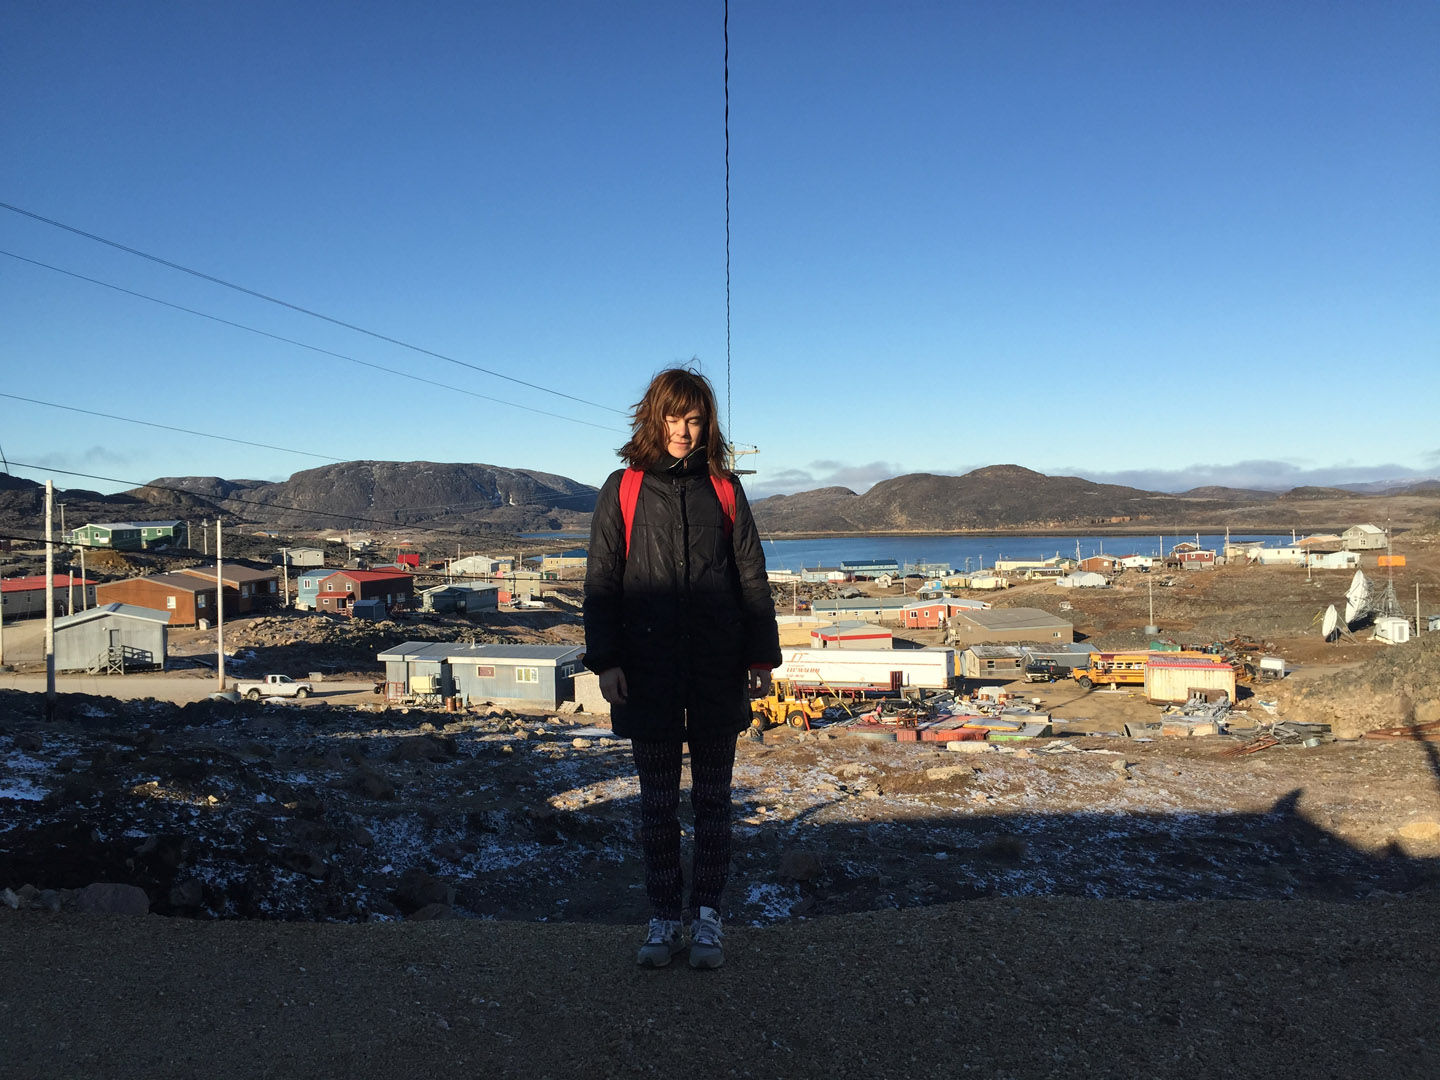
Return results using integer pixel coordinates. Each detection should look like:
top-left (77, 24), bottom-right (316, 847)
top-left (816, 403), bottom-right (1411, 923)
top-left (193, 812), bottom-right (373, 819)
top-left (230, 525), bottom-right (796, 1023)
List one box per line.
top-left (3, 1), bottom-right (1437, 501)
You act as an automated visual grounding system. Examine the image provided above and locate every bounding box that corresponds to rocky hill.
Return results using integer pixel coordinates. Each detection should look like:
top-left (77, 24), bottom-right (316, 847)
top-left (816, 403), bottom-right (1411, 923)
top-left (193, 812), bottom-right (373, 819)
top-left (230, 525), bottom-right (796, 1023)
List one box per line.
top-left (156, 461), bottom-right (598, 532)
top-left (749, 465), bottom-right (1252, 532)
top-left (0, 462), bottom-right (598, 539)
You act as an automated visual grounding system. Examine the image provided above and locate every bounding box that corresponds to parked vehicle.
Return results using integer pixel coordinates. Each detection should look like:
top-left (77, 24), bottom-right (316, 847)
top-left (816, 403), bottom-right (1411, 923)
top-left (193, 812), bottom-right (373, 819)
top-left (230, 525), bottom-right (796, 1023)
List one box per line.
top-left (232, 674), bottom-right (314, 700)
top-left (1071, 651), bottom-right (1211, 690)
top-left (1023, 660), bottom-right (1063, 683)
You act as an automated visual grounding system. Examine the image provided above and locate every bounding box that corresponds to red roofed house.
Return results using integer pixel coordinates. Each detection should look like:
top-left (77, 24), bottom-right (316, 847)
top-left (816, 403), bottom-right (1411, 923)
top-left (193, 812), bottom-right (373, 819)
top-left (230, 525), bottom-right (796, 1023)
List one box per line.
top-left (1, 575), bottom-right (97, 619)
top-left (314, 569), bottom-right (415, 616)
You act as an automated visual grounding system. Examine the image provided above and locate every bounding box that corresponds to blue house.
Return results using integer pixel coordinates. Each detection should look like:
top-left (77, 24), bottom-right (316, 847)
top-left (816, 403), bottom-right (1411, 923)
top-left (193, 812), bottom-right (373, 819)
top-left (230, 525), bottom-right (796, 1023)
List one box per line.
top-left (295, 568), bottom-right (337, 611)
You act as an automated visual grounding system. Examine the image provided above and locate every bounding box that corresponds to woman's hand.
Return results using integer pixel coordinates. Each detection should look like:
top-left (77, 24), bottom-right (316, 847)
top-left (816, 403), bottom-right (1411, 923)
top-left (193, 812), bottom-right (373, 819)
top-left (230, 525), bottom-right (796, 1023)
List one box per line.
top-left (747, 668), bottom-right (772, 700)
top-left (598, 667), bottom-right (629, 705)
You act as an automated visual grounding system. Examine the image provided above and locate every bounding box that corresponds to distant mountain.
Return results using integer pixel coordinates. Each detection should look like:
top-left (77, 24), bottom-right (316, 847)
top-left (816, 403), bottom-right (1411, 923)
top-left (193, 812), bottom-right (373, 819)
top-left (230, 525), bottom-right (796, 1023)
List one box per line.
top-left (1276, 486), bottom-right (1357, 501)
top-left (750, 465), bottom-right (1261, 533)
top-left (0, 461), bottom-right (598, 539)
top-left (156, 461), bottom-right (598, 532)
top-left (1178, 486), bottom-right (1281, 502)
top-left (1333, 477), bottom-right (1440, 495)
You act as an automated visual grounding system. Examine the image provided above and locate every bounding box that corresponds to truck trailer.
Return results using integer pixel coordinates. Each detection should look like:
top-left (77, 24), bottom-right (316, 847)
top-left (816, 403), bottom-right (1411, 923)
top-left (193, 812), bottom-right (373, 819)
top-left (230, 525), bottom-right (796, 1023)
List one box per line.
top-left (771, 647), bottom-right (956, 694)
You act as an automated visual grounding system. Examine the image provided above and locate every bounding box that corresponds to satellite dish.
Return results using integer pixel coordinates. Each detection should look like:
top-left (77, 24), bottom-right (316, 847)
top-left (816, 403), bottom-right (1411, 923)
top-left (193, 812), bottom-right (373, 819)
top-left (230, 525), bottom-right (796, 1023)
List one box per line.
top-left (1322, 605), bottom-right (1338, 641)
top-left (1344, 597), bottom-right (1361, 626)
top-left (1346, 570), bottom-right (1371, 605)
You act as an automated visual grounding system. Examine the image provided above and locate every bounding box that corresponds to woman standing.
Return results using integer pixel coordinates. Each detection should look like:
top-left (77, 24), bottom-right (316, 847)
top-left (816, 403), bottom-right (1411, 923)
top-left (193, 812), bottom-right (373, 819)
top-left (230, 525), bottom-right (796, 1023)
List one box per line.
top-left (583, 368), bottom-right (781, 969)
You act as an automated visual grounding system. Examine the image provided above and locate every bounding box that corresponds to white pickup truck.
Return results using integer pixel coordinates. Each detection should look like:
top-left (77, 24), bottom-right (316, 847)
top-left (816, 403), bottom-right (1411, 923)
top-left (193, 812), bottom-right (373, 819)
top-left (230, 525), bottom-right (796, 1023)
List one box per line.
top-left (232, 674), bottom-right (314, 701)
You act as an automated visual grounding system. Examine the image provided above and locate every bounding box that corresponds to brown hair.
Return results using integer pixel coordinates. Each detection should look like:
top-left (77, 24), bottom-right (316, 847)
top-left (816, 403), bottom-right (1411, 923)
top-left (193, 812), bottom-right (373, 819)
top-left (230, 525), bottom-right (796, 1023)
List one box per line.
top-left (619, 367), bottom-right (730, 477)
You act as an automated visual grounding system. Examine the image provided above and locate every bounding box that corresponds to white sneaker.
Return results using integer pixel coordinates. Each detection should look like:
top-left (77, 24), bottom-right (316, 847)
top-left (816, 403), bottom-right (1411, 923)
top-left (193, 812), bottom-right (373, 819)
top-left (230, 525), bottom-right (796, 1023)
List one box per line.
top-left (636, 918), bottom-right (683, 967)
top-left (688, 906), bottom-right (725, 969)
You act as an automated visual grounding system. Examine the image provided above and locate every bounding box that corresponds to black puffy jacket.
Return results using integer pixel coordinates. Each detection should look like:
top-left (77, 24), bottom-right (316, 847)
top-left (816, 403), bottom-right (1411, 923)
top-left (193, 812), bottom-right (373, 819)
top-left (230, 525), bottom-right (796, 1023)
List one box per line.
top-left (583, 452), bottom-right (781, 742)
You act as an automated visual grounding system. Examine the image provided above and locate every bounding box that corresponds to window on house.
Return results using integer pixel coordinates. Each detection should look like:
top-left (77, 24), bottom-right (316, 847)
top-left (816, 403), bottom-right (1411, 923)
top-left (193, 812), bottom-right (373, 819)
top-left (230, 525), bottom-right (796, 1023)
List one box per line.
top-left (197, 594), bottom-right (206, 609)
top-left (326, 583), bottom-right (334, 591)
top-left (166, 596), bottom-right (177, 610)
top-left (516, 667), bottom-right (539, 683)
top-left (346, 583), bottom-right (353, 592)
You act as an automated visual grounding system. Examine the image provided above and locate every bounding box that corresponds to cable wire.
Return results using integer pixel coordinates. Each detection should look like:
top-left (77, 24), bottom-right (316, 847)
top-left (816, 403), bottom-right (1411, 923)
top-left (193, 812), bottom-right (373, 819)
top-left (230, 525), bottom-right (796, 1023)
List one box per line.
top-left (0, 249), bottom-right (625, 434)
top-left (0, 201), bottom-right (627, 415)
top-left (0, 393), bottom-right (346, 463)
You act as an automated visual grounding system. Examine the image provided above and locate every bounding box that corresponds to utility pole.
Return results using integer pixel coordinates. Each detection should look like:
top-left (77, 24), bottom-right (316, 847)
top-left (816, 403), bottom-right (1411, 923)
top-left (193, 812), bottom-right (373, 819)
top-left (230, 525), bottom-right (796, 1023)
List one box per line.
top-left (45, 481), bottom-right (56, 719)
top-left (216, 522), bottom-right (225, 693)
top-left (279, 549), bottom-right (290, 609)
top-left (202, 520), bottom-right (209, 556)
top-left (79, 543), bottom-right (87, 612)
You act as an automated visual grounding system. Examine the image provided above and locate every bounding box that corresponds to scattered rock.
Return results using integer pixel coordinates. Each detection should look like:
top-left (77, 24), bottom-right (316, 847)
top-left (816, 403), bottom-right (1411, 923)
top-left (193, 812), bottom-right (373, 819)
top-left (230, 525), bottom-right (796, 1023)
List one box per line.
top-left (395, 869), bottom-right (455, 913)
top-left (1111, 758), bottom-right (1132, 775)
top-left (1397, 819), bottom-right (1440, 843)
top-left (1, 888), bottom-right (18, 909)
top-left (407, 903), bottom-right (456, 921)
top-left (72, 883), bottom-right (150, 916)
top-left (168, 879), bottom-right (204, 909)
top-left (352, 770), bottom-right (396, 800)
top-left (278, 848), bottom-right (329, 879)
top-left (779, 849), bottom-right (824, 882)
top-left (571, 737), bottom-right (593, 749)
top-left (946, 741), bottom-right (990, 753)
top-left (13, 731), bottom-right (43, 752)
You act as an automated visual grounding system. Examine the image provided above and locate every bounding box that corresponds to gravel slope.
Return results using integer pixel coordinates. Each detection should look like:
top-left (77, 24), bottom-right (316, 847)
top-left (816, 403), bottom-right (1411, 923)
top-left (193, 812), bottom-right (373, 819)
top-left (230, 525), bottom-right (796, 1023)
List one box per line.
top-left (3, 896), bottom-right (1437, 1080)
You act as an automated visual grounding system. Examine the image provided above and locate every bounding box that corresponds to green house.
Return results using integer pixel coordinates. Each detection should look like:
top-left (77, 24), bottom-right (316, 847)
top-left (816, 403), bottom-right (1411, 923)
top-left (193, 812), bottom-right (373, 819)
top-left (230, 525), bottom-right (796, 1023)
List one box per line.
top-left (71, 521), bottom-right (186, 550)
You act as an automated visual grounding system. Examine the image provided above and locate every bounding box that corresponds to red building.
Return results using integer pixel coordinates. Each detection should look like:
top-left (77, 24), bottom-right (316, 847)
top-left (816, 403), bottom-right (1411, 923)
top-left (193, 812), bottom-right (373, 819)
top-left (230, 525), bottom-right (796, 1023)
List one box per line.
top-left (900, 597), bottom-right (992, 629)
top-left (314, 569), bottom-right (414, 615)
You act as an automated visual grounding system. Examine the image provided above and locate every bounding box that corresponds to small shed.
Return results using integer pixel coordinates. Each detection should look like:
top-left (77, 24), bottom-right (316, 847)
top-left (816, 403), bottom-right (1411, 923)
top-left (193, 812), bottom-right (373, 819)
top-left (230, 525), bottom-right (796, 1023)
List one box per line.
top-left (351, 597), bottom-right (388, 621)
top-left (811, 621), bottom-right (893, 650)
top-left (1144, 657), bottom-right (1236, 705)
top-left (1057, 571), bottom-right (1108, 589)
top-left (278, 547), bottom-right (326, 568)
top-left (53, 603), bottom-right (169, 673)
top-left (960, 645), bottom-right (1027, 680)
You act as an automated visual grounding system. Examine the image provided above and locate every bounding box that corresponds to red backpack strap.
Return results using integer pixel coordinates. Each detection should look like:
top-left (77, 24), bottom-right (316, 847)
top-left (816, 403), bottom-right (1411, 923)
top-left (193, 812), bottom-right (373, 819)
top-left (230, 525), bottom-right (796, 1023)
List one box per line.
top-left (619, 468), bottom-right (644, 557)
top-left (710, 475), bottom-right (736, 537)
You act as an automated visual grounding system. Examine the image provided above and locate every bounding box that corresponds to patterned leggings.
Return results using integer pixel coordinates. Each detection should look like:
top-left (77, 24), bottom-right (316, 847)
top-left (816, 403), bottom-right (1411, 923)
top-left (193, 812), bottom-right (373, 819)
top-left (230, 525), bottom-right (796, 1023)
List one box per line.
top-left (630, 735), bottom-right (738, 920)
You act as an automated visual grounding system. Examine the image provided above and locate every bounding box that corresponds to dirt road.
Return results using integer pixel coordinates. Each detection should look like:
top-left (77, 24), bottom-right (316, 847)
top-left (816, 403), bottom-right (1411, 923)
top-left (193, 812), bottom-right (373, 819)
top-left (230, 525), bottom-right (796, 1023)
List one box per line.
top-left (0, 670), bottom-right (376, 705)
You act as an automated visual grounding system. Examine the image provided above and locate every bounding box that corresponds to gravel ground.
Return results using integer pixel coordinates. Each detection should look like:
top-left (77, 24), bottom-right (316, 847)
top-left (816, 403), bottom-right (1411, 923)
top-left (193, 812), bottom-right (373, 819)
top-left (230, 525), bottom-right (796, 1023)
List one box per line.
top-left (3, 896), bottom-right (1437, 1080)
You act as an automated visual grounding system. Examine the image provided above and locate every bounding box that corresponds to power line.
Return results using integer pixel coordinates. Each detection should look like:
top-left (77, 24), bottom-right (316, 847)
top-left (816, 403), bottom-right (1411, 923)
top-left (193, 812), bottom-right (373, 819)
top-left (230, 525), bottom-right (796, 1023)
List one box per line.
top-left (0, 249), bottom-right (626, 434)
top-left (0, 393), bottom-right (346, 463)
top-left (2, 460), bottom-right (601, 534)
top-left (0, 200), bottom-right (628, 415)
top-left (723, 0), bottom-right (733, 439)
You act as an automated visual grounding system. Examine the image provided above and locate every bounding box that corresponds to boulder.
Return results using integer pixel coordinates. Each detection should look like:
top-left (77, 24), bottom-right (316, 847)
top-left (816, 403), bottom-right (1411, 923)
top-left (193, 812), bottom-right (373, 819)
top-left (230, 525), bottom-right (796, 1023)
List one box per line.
top-left (779, 849), bottom-right (824, 882)
top-left (395, 869), bottom-right (455, 913)
top-left (73, 883), bottom-right (151, 916)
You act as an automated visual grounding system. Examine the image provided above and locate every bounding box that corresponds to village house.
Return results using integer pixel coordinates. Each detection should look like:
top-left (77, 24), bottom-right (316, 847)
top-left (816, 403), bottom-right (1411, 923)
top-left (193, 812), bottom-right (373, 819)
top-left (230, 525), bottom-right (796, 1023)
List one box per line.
top-left (1342, 523), bottom-right (1387, 551)
top-left (451, 554), bottom-right (515, 578)
top-left (0, 574), bottom-right (97, 619)
top-left (69, 520), bottom-right (188, 551)
top-left (1078, 555), bottom-right (1120, 574)
top-left (800, 567), bottom-right (848, 584)
top-left (314, 569), bottom-right (415, 616)
top-left (945, 607), bottom-right (1073, 646)
top-left (540, 549), bottom-right (588, 578)
top-left (811, 596), bottom-right (912, 625)
top-left (276, 547), bottom-right (326, 568)
top-left (95, 572), bottom-right (218, 626)
top-left (178, 563), bottom-right (281, 615)
top-left (377, 642), bottom-right (584, 709)
top-left (841, 558), bottom-right (901, 581)
top-left (959, 645), bottom-right (1027, 681)
top-left (53, 602), bottom-right (169, 673)
top-left (1169, 543), bottom-right (1217, 569)
top-left (294, 567), bottom-right (337, 610)
top-left (993, 556), bottom-right (1069, 574)
top-left (811, 621), bottom-right (893, 649)
top-left (420, 582), bottom-right (500, 615)
top-left (899, 597), bottom-right (992, 630)
top-left (1118, 554), bottom-right (1155, 570)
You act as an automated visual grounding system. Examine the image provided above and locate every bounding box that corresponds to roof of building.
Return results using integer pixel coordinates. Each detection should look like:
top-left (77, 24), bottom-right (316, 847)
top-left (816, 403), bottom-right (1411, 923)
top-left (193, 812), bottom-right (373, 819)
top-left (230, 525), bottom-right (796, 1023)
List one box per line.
top-left (178, 563), bottom-right (277, 585)
top-left (963, 645), bottom-right (1027, 659)
top-left (545, 549), bottom-right (588, 559)
top-left (840, 559), bottom-right (900, 569)
top-left (1345, 523), bottom-right (1385, 534)
top-left (78, 522), bottom-right (144, 532)
top-left (1, 574), bottom-right (95, 593)
top-left (54, 602), bottom-right (171, 629)
top-left (110, 572), bottom-right (214, 592)
top-left (377, 641), bottom-right (585, 665)
top-left (324, 569), bottom-right (414, 583)
top-left (814, 621), bottom-right (891, 639)
top-left (813, 597), bottom-right (911, 611)
top-left (422, 582), bottom-right (501, 595)
top-left (952, 607), bottom-right (1072, 631)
